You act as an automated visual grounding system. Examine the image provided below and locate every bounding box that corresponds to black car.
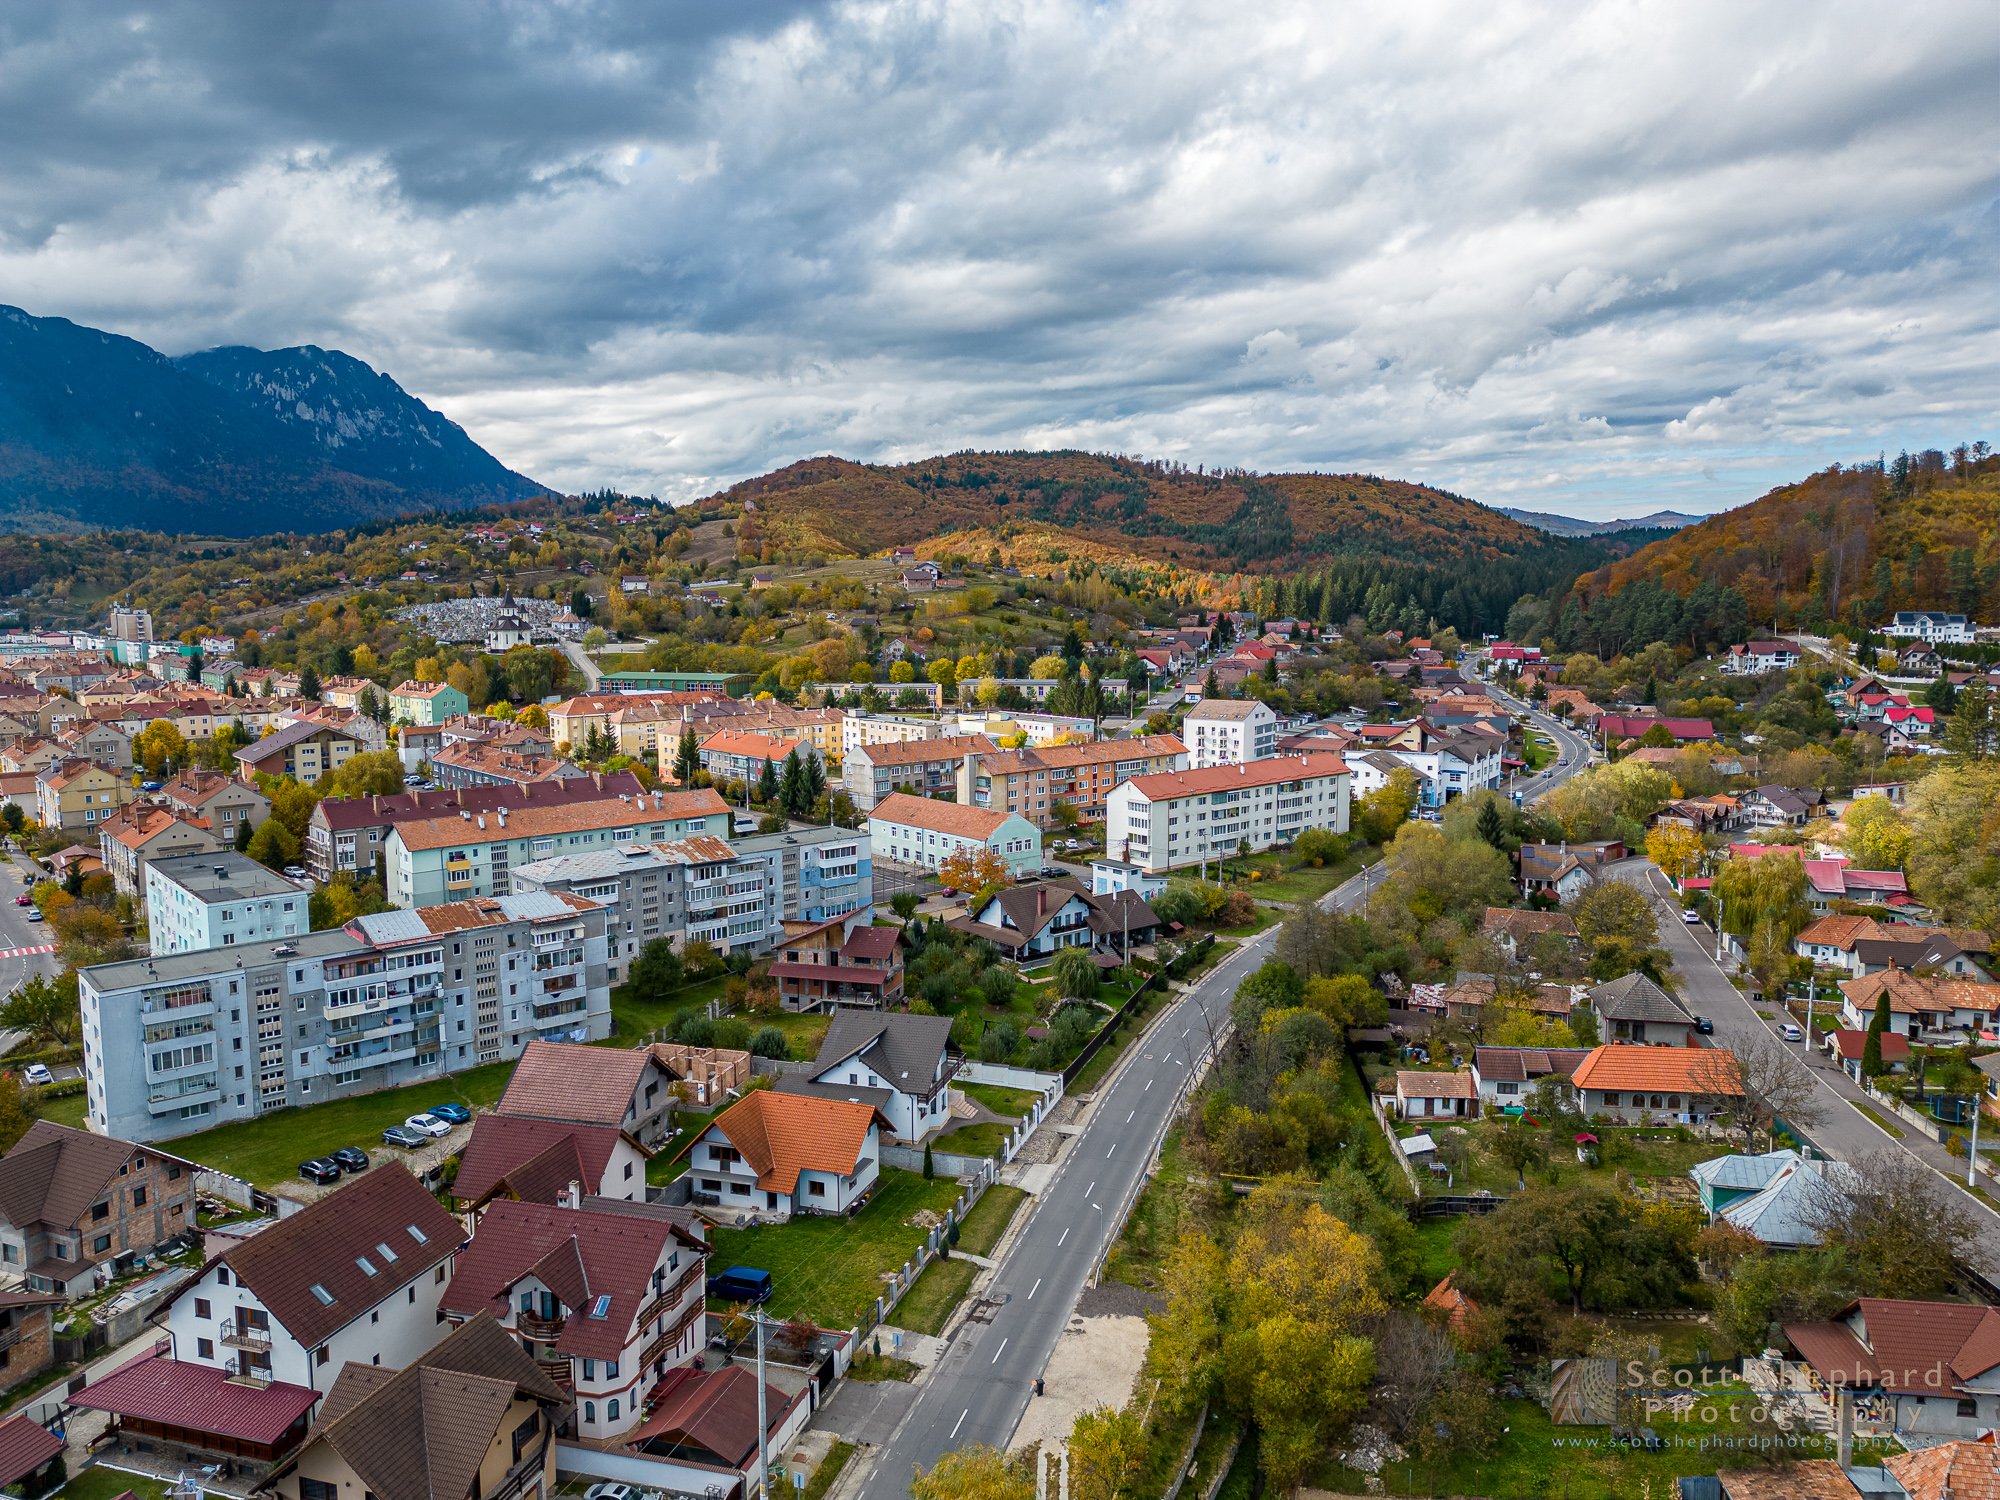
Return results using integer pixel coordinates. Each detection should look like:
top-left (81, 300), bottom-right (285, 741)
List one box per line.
top-left (1694, 1016), bottom-right (1715, 1035)
top-left (330, 1146), bottom-right (369, 1173)
top-left (1040, 866), bottom-right (1069, 879)
top-left (298, 1157), bottom-right (342, 1185)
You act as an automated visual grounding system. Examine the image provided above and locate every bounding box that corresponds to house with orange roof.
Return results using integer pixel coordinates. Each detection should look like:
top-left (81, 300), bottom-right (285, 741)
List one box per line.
top-left (1837, 971), bottom-right (1998, 1042)
top-left (1392, 1070), bottom-right (1478, 1120)
top-left (97, 804), bottom-right (227, 899)
top-left (35, 757), bottom-right (132, 833)
top-left (958, 734), bottom-right (1188, 826)
top-left (688, 1091), bottom-right (888, 1220)
top-left (1568, 1043), bottom-right (1742, 1123)
top-left (697, 729), bottom-right (818, 788)
top-left (866, 791), bottom-right (1042, 878)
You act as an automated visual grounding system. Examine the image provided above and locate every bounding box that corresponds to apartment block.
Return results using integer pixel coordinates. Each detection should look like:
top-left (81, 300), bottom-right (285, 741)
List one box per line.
top-left (80, 892), bottom-right (611, 1144)
top-left (958, 734), bottom-right (1186, 826)
top-left (144, 852), bottom-right (311, 957)
top-left (844, 734), bottom-right (993, 811)
top-left (1104, 753), bottom-right (1352, 874)
top-left (1181, 698), bottom-right (1278, 767)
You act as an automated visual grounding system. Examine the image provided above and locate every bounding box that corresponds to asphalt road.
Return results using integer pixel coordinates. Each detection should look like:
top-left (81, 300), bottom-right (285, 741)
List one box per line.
top-left (861, 675), bottom-right (1594, 1490)
top-left (1613, 858), bottom-right (2000, 1277)
top-left (0, 849), bottom-right (58, 995)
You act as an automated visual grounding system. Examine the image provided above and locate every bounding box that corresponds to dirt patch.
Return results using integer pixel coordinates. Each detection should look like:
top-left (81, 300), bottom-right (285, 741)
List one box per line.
top-left (907, 1208), bottom-right (945, 1230)
top-left (1008, 1311), bottom-right (1151, 1452)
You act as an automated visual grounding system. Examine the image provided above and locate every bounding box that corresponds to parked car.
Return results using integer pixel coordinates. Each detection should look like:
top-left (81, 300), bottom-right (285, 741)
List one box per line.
top-left (12, 894), bottom-right (29, 906)
top-left (706, 1266), bottom-right (774, 1304)
top-left (1694, 1017), bottom-right (1714, 1036)
top-left (283, 865), bottom-right (308, 880)
top-left (1681, 909), bottom-right (1702, 924)
top-left (330, 1146), bottom-right (369, 1173)
top-left (1040, 866), bottom-right (1069, 879)
top-left (584, 1486), bottom-right (637, 1500)
top-left (381, 1124), bottom-right (428, 1149)
top-left (299, 1157), bottom-right (342, 1185)
top-left (23, 909), bottom-right (41, 922)
top-left (139, 780), bottom-right (163, 792)
top-left (21, 1063), bottom-right (53, 1087)
top-left (426, 1101), bottom-right (472, 1124)
top-left (1780, 1022), bottom-right (1804, 1042)
top-left (405, 1112), bottom-right (452, 1138)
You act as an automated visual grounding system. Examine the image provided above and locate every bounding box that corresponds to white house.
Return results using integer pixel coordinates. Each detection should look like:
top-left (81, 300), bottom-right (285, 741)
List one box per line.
top-left (689, 1090), bottom-right (885, 1220)
top-left (1881, 610), bottom-right (1974, 644)
top-left (1838, 972), bottom-right (1999, 1042)
top-left (775, 1009), bottom-right (957, 1144)
top-left (1392, 1070), bottom-right (1478, 1120)
top-left (142, 851), bottom-right (310, 957)
top-left (1103, 753), bottom-right (1351, 875)
top-left (866, 791), bottom-right (1042, 877)
top-left (1181, 698), bottom-right (1277, 767)
top-left (1721, 642), bottom-right (1802, 676)
top-left (164, 1163), bottom-right (461, 1395)
top-left (1389, 729), bottom-right (1505, 807)
top-left (440, 1195), bottom-right (707, 1440)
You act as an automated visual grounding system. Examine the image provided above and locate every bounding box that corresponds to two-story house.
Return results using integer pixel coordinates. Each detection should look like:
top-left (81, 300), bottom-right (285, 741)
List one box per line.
top-left (440, 1196), bottom-right (707, 1439)
top-left (496, 1039), bottom-right (679, 1149)
top-left (158, 766), bottom-right (272, 843)
top-left (0, 1122), bottom-right (198, 1297)
top-left (776, 1009), bottom-right (956, 1144)
top-left (1589, 973), bottom-right (1700, 1046)
top-left (449, 1115), bottom-right (651, 1217)
top-left (35, 758), bottom-right (132, 834)
top-left (264, 1313), bottom-right (570, 1500)
top-left (99, 805), bottom-right (228, 900)
top-left (768, 919), bottom-right (905, 1011)
top-left (690, 1091), bottom-right (885, 1220)
top-left (234, 719), bottom-right (369, 786)
top-left (387, 679), bottom-right (471, 726)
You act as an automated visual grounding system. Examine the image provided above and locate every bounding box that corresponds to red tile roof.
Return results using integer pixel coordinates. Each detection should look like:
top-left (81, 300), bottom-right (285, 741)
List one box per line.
top-left (867, 791), bottom-right (1013, 841)
top-left (450, 1113), bottom-right (636, 1206)
top-left (704, 1091), bottom-right (885, 1192)
top-left (1824, 1028), bottom-right (1910, 1063)
top-left (1887, 1439), bottom-right (2000, 1500)
top-left (625, 1364), bottom-right (793, 1465)
top-left (1569, 1044), bottom-right (1743, 1096)
top-left (70, 1347), bottom-right (318, 1444)
top-left (1787, 1298), bottom-right (2000, 1394)
top-left (0, 1415), bottom-right (61, 1488)
top-left (313, 773), bottom-right (645, 832)
top-left (499, 1040), bottom-right (660, 1128)
top-left (1122, 752), bottom-right (1350, 801)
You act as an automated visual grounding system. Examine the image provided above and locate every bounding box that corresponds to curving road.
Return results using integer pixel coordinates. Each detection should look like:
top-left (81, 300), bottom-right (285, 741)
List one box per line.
top-left (852, 670), bottom-right (1595, 1492)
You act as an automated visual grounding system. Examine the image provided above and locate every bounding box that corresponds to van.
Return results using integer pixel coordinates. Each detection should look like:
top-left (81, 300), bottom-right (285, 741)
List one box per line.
top-left (706, 1266), bottom-right (774, 1304)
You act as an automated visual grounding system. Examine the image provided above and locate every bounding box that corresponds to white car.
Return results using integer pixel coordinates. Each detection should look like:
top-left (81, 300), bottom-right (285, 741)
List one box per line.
top-left (584, 1486), bottom-right (636, 1500)
top-left (1681, 909), bottom-right (1702, 925)
top-left (1779, 1022), bottom-right (1804, 1042)
top-left (404, 1112), bottom-right (453, 1138)
top-left (21, 1064), bottom-right (53, 1087)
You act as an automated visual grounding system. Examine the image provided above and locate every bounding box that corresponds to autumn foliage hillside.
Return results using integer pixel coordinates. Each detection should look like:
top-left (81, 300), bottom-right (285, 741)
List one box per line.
top-left (712, 451), bottom-right (1556, 574)
top-left (1563, 451), bottom-right (2000, 629)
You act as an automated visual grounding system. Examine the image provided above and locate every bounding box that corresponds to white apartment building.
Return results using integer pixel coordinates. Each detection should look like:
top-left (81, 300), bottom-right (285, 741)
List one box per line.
top-left (866, 791), bottom-right (1042, 877)
top-left (143, 851), bottom-right (311, 957)
top-left (1104, 753), bottom-right (1352, 874)
top-left (1181, 698), bottom-right (1278, 767)
top-left (1389, 729), bottom-right (1505, 807)
top-left (1881, 611), bottom-right (1975, 644)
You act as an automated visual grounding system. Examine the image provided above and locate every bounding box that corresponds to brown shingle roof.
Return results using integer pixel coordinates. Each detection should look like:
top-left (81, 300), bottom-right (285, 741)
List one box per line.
top-left (1787, 1299), bottom-right (2000, 1395)
top-left (1480, 908), bottom-right (1580, 941)
top-left (393, 790), bottom-right (726, 851)
top-left (498, 1039), bottom-right (658, 1128)
top-left (451, 1113), bottom-right (637, 1207)
top-left (856, 734), bottom-right (994, 767)
top-left (1395, 1070), bottom-right (1477, 1099)
top-left (215, 1162), bottom-right (460, 1350)
top-left (1718, 1461), bottom-right (1860, 1500)
top-left (0, 1121), bottom-right (189, 1234)
top-left (302, 1312), bottom-right (566, 1500)
top-left (313, 773), bottom-right (645, 832)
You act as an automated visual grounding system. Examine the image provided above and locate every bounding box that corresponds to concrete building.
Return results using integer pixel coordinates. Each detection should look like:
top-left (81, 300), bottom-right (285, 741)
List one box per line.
top-left (156, 767), bottom-right (270, 844)
top-left (143, 851), bottom-right (311, 957)
top-left (1181, 698), bottom-right (1277, 767)
top-left (386, 679), bottom-right (470, 726)
top-left (844, 734), bottom-right (993, 811)
top-left (383, 789), bottom-right (731, 908)
top-left (0, 1121), bottom-right (198, 1298)
top-left (697, 729), bottom-right (819, 788)
top-left (233, 719), bottom-right (369, 786)
top-left (1103, 753), bottom-right (1351, 874)
top-left (866, 792), bottom-right (1042, 877)
top-left (35, 758), bottom-right (132, 833)
top-left (429, 741), bottom-right (589, 792)
top-left (957, 734), bottom-right (1186, 827)
top-left (510, 824), bottom-right (872, 980)
top-left (80, 891), bottom-right (611, 1143)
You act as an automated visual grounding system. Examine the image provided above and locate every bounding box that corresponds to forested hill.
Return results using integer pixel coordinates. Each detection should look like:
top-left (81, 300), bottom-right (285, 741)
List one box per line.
top-left (724, 452), bottom-right (1571, 572)
top-left (1544, 447), bottom-right (2000, 658)
top-left (0, 305), bottom-right (544, 535)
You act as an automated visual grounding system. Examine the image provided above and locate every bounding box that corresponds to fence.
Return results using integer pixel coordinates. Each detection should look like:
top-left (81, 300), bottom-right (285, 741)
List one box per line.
top-left (1061, 972), bottom-right (1160, 1088)
top-left (864, 1158), bottom-right (1000, 1334)
top-left (1367, 1092), bottom-right (1426, 1196)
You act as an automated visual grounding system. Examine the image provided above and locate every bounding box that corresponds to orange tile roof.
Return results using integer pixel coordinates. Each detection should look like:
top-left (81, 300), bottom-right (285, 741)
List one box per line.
top-left (855, 734), bottom-right (994, 767)
top-left (974, 734), bottom-right (1185, 776)
top-left (389, 680), bottom-right (456, 699)
top-left (1396, 1070), bottom-right (1477, 1099)
top-left (1839, 971), bottom-right (1993, 1016)
top-left (1123, 752), bottom-right (1350, 800)
top-left (1719, 1461), bottom-right (1865, 1500)
top-left (1796, 914), bottom-right (1887, 949)
top-left (1569, 1044), bottom-right (1743, 1096)
top-left (868, 791), bottom-right (1013, 840)
top-left (1887, 1439), bottom-right (2000, 1500)
top-left (706, 1090), bottom-right (886, 1192)
top-left (104, 806), bottom-right (214, 850)
top-left (392, 789), bottom-right (727, 851)
top-left (701, 729), bottom-right (805, 760)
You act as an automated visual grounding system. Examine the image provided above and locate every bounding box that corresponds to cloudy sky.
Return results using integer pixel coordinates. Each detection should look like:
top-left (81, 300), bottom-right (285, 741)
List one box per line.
top-left (5, 1), bottom-right (1996, 519)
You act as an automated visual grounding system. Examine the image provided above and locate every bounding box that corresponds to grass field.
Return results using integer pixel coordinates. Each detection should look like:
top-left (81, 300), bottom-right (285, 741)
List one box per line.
top-left (34, 1091), bottom-right (87, 1129)
top-left (958, 1082), bottom-right (1042, 1117)
top-left (608, 975), bottom-right (729, 1041)
top-left (803, 1440), bottom-right (856, 1500)
top-left (57, 1471), bottom-right (172, 1500)
top-left (956, 1183), bottom-right (1027, 1256)
top-left (1408, 1215), bottom-right (1461, 1291)
top-left (647, 1107), bottom-right (717, 1183)
top-left (706, 1168), bottom-right (965, 1327)
top-left (159, 1059), bottom-right (514, 1187)
top-left (933, 1119), bottom-right (1011, 1156)
top-left (893, 1256), bottom-right (977, 1335)
top-left (1424, 1121), bottom-right (1716, 1199)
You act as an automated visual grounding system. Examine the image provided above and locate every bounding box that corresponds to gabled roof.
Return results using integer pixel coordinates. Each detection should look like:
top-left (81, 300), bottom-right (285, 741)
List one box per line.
top-left (1395, 1070), bottom-right (1477, 1099)
top-left (703, 1091), bottom-right (886, 1193)
top-left (71, 1344), bottom-right (320, 1445)
top-left (441, 1199), bottom-right (694, 1361)
top-left (499, 1039), bottom-right (660, 1128)
top-left (971, 734), bottom-right (1186, 776)
top-left (1120, 753), bottom-right (1350, 801)
top-left (451, 1113), bottom-right (641, 1207)
top-left (235, 716), bottom-right (368, 763)
top-left (0, 1121), bottom-right (190, 1234)
top-left (300, 1313), bottom-right (567, 1500)
top-left (1588, 973), bottom-right (1694, 1025)
top-left (1839, 970), bottom-right (1992, 1016)
top-left (1787, 1299), bottom-right (2000, 1395)
top-left (210, 1162), bottom-right (460, 1349)
top-left (392, 790), bottom-right (728, 852)
top-left (1568, 1044), bottom-right (1741, 1096)
top-left (0, 1415), bottom-right (62, 1489)
top-left (1886, 1439), bottom-right (2000, 1500)
top-left (1719, 1157), bottom-right (1855, 1247)
top-left (1825, 1028), bottom-right (1911, 1064)
top-left (625, 1363), bottom-right (791, 1466)
top-left (313, 773), bottom-right (647, 832)
top-left (700, 729), bottom-right (804, 760)
top-left (1480, 908), bottom-right (1579, 941)
top-left (812, 1008), bottom-right (953, 1094)
top-left (1689, 1149), bottom-right (1800, 1194)
top-left (867, 791), bottom-right (1013, 841)
top-left (854, 734), bottom-right (994, 767)
top-left (1470, 1046), bottom-right (1590, 1084)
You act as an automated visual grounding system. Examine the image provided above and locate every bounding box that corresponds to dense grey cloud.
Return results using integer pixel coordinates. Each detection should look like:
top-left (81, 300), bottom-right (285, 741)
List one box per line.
top-left (4, 0), bottom-right (1995, 518)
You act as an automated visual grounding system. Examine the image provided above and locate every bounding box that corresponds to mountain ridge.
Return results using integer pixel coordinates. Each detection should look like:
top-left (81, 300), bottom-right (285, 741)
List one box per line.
top-left (1498, 505), bottom-right (1703, 537)
top-left (0, 305), bottom-right (543, 536)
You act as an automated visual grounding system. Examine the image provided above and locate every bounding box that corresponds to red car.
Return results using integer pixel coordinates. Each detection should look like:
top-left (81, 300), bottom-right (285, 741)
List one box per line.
top-left (12, 895), bottom-right (28, 907)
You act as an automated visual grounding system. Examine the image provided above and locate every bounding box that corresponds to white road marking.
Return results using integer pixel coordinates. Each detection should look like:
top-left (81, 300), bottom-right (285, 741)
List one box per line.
top-left (1057, 1226), bottom-right (1070, 1246)
top-left (1107, 1143), bottom-right (1116, 1157)
top-left (1126, 1109), bottom-right (1135, 1122)
top-left (1028, 1278), bottom-right (1041, 1300)
top-left (1145, 1078), bottom-right (1154, 1091)
top-left (991, 1338), bottom-right (1009, 1363)
top-left (1084, 1180), bottom-right (1095, 1197)
top-left (951, 1408), bottom-right (969, 1440)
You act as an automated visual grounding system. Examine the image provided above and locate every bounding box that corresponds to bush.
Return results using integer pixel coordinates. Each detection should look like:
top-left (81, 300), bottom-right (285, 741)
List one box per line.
top-left (749, 1026), bottom-right (790, 1059)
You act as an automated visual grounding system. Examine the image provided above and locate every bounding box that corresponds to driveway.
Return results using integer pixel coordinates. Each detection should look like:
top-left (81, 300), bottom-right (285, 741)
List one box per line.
top-left (1612, 858), bottom-right (2000, 1276)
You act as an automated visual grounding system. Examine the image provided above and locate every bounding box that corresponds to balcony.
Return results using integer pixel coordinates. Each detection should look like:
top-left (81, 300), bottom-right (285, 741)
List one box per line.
top-left (221, 1325), bottom-right (272, 1352)
top-left (637, 1264), bottom-right (704, 1327)
top-left (641, 1301), bottom-right (705, 1368)
top-left (517, 1309), bottom-right (565, 1341)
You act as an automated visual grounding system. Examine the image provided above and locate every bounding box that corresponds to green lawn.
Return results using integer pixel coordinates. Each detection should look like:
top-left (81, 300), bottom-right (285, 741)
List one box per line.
top-left (892, 1255), bottom-right (977, 1335)
top-left (55, 1470), bottom-right (172, 1500)
top-left (955, 1183), bottom-right (1027, 1256)
top-left (958, 1082), bottom-right (1042, 1117)
top-left (647, 1108), bottom-right (717, 1183)
top-left (164, 1059), bottom-right (514, 1188)
top-left (607, 974), bottom-right (729, 1042)
top-left (743, 1008), bottom-right (833, 1059)
top-left (33, 1090), bottom-right (87, 1129)
top-left (1408, 1215), bottom-right (1461, 1291)
top-left (1426, 1122), bottom-right (1717, 1199)
top-left (803, 1441), bottom-right (856, 1500)
top-left (933, 1119), bottom-right (1011, 1157)
top-left (706, 1168), bottom-right (965, 1327)
top-left (1524, 731), bottom-right (1556, 771)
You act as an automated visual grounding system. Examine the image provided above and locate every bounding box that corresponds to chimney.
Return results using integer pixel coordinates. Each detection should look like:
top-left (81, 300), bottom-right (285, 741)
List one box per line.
top-left (461, 809), bottom-right (472, 821)
top-left (560, 1179), bottom-right (582, 1210)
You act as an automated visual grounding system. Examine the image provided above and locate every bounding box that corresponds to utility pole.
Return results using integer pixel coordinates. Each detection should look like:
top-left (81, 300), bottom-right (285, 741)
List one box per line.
top-left (1971, 1098), bottom-right (1983, 1190)
top-left (1714, 896), bottom-right (1726, 965)
top-left (754, 1309), bottom-right (769, 1498)
top-left (1802, 972), bottom-right (1815, 1053)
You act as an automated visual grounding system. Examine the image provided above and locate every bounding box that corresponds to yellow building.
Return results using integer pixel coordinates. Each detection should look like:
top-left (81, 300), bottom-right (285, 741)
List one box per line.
top-left (35, 758), bottom-right (133, 833)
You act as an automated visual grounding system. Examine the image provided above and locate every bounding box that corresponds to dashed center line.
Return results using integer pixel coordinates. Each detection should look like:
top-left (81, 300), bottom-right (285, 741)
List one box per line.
top-left (1027, 1278), bottom-right (1041, 1300)
top-left (951, 1408), bottom-right (969, 1440)
top-left (1057, 1226), bottom-right (1070, 1247)
top-left (991, 1338), bottom-right (1009, 1363)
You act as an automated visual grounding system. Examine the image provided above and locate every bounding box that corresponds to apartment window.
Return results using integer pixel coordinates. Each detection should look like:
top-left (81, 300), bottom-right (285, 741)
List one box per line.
top-left (194, 1298), bottom-right (211, 1319)
top-left (92, 1234), bottom-right (111, 1253)
top-left (1959, 1398), bottom-right (1979, 1419)
top-left (196, 1337), bottom-right (214, 1360)
top-left (132, 1186), bottom-right (146, 1208)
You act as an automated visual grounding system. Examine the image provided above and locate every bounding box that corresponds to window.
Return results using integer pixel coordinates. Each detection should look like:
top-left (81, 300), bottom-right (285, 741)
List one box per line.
top-left (91, 1202), bottom-right (109, 1222)
top-left (607, 1398), bottom-right (620, 1422)
top-left (310, 1283), bottom-right (333, 1305)
top-left (217, 1268), bottom-right (230, 1286)
top-left (132, 1186), bottom-right (147, 1208)
top-left (808, 1180), bottom-right (825, 1197)
top-left (317, 1346), bottom-right (330, 1366)
top-left (1960, 1398), bottom-right (1980, 1419)
top-left (583, 1402), bottom-right (595, 1424)
top-left (196, 1337), bottom-right (214, 1360)
top-left (93, 1234), bottom-right (111, 1253)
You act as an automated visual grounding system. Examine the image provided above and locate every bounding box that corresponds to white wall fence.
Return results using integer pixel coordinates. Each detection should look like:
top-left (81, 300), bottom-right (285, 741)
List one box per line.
top-left (196, 1167), bottom-right (304, 1219)
top-left (1368, 1091), bottom-right (1427, 1195)
top-left (865, 1158), bottom-right (999, 1334)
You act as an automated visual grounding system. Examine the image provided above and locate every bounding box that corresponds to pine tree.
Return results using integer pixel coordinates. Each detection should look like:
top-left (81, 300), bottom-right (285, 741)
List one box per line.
top-left (755, 757), bottom-right (779, 806)
top-left (1861, 990), bottom-right (1890, 1078)
top-left (674, 726), bottom-right (699, 784)
top-left (802, 751), bottom-right (826, 805)
top-left (1476, 798), bottom-right (1506, 850)
top-left (778, 747), bottom-right (807, 814)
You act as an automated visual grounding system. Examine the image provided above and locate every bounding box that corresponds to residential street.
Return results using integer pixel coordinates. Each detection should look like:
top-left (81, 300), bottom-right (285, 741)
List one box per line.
top-left (1613, 859), bottom-right (2000, 1277)
top-left (848, 681), bottom-right (1594, 1491)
